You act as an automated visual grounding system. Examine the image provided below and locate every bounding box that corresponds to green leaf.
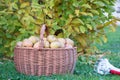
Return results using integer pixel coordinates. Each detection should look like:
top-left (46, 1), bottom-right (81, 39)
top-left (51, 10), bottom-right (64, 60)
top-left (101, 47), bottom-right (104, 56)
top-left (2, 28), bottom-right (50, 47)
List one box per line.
top-left (86, 24), bottom-right (92, 30)
top-left (63, 29), bottom-right (71, 38)
top-left (52, 22), bottom-right (61, 31)
top-left (49, 28), bottom-right (55, 35)
top-left (0, 39), bottom-right (2, 44)
top-left (103, 0), bottom-right (109, 4)
top-left (94, 1), bottom-right (105, 7)
top-left (46, 19), bottom-right (52, 26)
top-left (49, 0), bottom-right (54, 9)
top-left (87, 13), bottom-right (93, 17)
top-left (91, 10), bottom-right (99, 15)
top-left (71, 18), bottom-right (84, 25)
top-left (17, 10), bottom-right (23, 14)
top-left (6, 33), bottom-right (12, 38)
top-left (81, 4), bottom-right (91, 9)
top-left (19, 28), bottom-right (26, 33)
top-left (80, 26), bottom-right (86, 33)
top-left (73, 2), bottom-right (79, 7)
top-left (95, 38), bottom-right (103, 45)
top-left (12, 3), bottom-right (18, 10)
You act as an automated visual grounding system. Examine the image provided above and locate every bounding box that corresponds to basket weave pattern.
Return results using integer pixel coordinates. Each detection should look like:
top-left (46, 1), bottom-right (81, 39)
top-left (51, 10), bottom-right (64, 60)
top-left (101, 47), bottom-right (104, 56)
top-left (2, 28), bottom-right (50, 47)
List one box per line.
top-left (14, 48), bottom-right (77, 75)
top-left (14, 25), bottom-right (77, 76)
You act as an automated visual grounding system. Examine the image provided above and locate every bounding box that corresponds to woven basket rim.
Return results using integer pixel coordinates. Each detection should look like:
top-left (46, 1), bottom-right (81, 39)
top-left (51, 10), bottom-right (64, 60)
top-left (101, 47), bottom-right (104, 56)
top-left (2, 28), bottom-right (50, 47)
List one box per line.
top-left (15, 47), bottom-right (77, 50)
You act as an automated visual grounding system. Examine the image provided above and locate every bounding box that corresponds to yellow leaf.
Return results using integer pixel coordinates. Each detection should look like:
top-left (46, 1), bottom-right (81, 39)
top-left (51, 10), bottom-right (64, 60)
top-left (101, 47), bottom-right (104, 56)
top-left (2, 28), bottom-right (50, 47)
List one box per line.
top-left (20, 2), bottom-right (30, 8)
top-left (80, 26), bottom-right (86, 33)
top-left (43, 9), bottom-right (52, 18)
top-left (46, 20), bottom-right (53, 26)
top-left (35, 27), bottom-right (40, 34)
top-left (67, 26), bottom-right (74, 33)
top-left (57, 33), bottom-right (64, 38)
top-left (75, 36), bottom-right (87, 47)
top-left (79, 12), bottom-right (87, 16)
top-left (102, 35), bottom-right (107, 43)
top-left (71, 18), bottom-right (84, 25)
top-left (86, 24), bottom-right (92, 30)
top-left (73, 26), bottom-right (79, 33)
top-left (110, 26), bottom-right (116, 32)
top-left (65, 18), bottom-right (72, 25)
top-left (69, 14), bottom-right (74, 18)
top-left (19, 0), bottom-right (24, 3)
top-left (48, 13), bottom-right (52, 18)
top-left (81, 4), bottom-right (91, 9)
top-left (75, 9), bottom-right (79, 16)
top-left (43, 9), bottom-right (48, 15)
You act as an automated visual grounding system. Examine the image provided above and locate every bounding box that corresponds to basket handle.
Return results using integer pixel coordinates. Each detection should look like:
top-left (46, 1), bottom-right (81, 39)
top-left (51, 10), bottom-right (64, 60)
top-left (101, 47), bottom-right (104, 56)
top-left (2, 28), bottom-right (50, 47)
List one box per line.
top-left (39, 24), bottom-right (46, 48)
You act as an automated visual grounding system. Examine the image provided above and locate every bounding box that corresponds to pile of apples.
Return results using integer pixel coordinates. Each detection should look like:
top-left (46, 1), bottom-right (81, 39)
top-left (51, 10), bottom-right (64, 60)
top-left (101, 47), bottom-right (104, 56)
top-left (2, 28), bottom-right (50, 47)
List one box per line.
top-left (16, 35), bottom-right (74, 49)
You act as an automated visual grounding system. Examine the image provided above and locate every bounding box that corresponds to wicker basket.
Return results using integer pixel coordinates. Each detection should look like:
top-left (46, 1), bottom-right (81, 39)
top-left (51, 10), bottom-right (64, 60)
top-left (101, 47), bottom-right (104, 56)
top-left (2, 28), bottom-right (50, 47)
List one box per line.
top-left (14, 25), bottom-right (77, 76)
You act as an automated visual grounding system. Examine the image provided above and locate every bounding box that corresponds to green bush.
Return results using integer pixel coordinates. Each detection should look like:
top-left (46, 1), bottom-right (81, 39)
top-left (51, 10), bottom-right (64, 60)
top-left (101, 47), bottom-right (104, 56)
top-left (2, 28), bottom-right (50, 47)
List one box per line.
top-left (0, 0), bottom-right (41, 57)
top-left (0, 0), bottom-right (118, 58)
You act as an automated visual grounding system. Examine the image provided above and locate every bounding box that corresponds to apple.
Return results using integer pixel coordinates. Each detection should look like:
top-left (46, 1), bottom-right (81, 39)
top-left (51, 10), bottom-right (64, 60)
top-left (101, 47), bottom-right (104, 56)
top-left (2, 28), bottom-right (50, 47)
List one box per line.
top-left (50, 41), bottom-right (61, 48)
top-left (65, 44), bottom-right (73, 48)
top-left (47, 35), bottom-right (57, 42)
top-left (33, 41), bottom-right (40, 48)
top-left (22, 39), bottom-right (33, 47)
top-left (44, 40), bottom-right (50, 48)
top-left (43, 38), bottom-right (47, 41)
top-left (16, 41), bottom-right (22, 47)
top-left (28, 36), bottom-right (39, 44)
top-left (65, 38), bottom-right (74, 46)
top-left (57, 38), bottom-right (65, 48)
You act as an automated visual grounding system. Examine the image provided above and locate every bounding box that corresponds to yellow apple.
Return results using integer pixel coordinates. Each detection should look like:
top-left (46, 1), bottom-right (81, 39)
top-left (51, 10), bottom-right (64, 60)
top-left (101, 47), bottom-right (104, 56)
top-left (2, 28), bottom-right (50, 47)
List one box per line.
top-left (57, 38), bottom-right (65, 48)
top-left (28, 36), bottom-right (39, 44)
top-left (47, 35), bottom-right (57, 42)
top-left (50, 41), bottom-right (61, 48)
top-left (44, 40), bottom-right (50, 48)
top-left (33, 41), bottom-right (40, 48)
top-left (22, 39), bottom-right (33, 47)
top-left (65, 38), bottom-right (74, 46)
top-left (16, 41), bottom-right (22, 47)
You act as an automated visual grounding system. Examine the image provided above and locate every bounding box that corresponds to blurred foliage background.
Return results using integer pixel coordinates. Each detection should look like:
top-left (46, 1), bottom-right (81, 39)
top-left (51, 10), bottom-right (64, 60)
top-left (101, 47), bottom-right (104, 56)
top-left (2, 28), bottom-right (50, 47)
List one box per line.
top-left (0, 0), bottom-right (119, 58)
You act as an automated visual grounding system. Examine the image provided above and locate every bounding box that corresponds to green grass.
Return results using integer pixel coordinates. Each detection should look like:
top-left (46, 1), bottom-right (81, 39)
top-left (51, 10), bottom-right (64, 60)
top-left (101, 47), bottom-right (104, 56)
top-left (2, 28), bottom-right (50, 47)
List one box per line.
top-left (0, 26), bottom-right (120, 80)
top-left (97, 26), bottom-right (120, 53)
top-left (0, 53), bottom-right (120, 80)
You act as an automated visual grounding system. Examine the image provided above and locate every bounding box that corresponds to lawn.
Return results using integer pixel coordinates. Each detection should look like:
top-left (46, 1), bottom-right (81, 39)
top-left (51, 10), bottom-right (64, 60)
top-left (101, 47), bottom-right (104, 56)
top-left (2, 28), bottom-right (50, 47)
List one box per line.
top-left (97, 26), bottom-right (120, 53)
top-left (0, 26), bottom-right (120, 80)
